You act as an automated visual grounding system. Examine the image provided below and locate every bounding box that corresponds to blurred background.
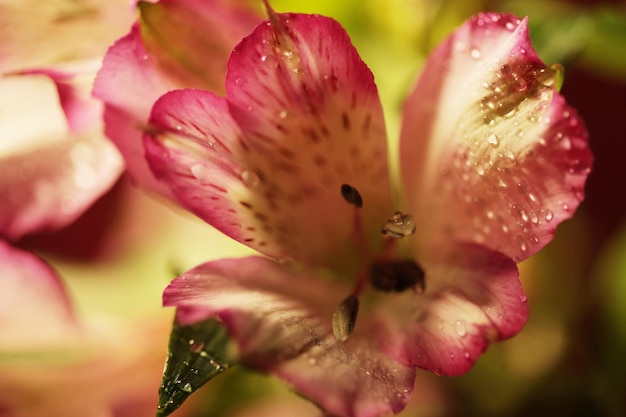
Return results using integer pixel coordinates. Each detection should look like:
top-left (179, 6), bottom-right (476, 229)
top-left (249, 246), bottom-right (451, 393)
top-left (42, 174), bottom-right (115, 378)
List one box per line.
top-left (2, 0), bottom-right (625, 416)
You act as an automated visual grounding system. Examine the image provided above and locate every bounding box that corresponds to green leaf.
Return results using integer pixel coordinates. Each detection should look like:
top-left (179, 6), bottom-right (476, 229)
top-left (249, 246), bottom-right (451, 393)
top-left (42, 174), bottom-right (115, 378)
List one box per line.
top-left (157, 316), bottom-right (234, 417)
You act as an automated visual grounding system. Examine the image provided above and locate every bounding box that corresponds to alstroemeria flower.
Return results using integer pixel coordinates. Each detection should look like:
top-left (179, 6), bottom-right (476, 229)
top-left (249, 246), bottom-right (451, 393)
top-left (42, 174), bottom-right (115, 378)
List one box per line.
top-left (93, 0), bottom-right (261, 197)
top-left (135, 8), bottom-right (591, 417)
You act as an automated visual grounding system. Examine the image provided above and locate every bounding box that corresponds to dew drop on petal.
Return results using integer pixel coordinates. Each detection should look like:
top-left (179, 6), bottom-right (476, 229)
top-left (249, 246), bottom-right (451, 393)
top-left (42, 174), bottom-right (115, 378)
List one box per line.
top-left (470, 48), bottom-right (482, 60)
top-left (191, 164), bottom-right (211, 182)
top-left (454, 320), bottom-right (467, 337)
top-left (520, 294), bottom-right (528, 303)
top-left (182, 382), bottom-right (192, 393)
top-left (436, 321), bottom-right (444, 331)
top-left (241, 170), bottom-right (261, 188)
top-left (486, 133), bottom-right (500, 147)
top-left (545, 209), bottom-right (554, 222)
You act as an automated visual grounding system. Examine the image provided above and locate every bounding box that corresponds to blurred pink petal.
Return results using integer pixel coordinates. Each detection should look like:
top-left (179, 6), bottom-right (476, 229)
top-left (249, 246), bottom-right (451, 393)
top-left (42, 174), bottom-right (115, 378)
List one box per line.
top-left (0, 74), bottom-right (122, 240)
top-left (0, 240), bottom-right (79, 348)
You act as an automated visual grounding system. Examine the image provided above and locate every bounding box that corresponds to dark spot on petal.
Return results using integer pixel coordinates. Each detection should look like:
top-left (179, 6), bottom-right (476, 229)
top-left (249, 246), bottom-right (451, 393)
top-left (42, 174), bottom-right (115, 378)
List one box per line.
top-left (239, 201), bottom-right (253, 210)
top-left (313, 154), bottom-right (327, 166)
top-left (341, 112), bottom-right (350, 130)
top-left (254, 212), bottom-right (269, 222)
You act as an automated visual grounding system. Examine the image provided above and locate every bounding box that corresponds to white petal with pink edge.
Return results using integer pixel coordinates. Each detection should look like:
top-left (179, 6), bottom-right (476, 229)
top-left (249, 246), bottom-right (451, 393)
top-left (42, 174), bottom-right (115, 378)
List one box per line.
top-left (164, 256), bottom-right (415, 417)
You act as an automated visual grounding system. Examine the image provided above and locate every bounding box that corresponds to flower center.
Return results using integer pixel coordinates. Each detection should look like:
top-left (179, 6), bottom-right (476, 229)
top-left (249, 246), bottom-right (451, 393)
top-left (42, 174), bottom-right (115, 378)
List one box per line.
top-left (332, 184), bottom-right (425, 341)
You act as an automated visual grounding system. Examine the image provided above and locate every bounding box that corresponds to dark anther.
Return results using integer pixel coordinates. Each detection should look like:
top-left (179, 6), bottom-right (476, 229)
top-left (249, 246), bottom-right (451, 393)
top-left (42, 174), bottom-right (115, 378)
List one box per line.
top-left (332, 294), bottom-right (360, 341)
top-left (340, 184), bottom-right (363, 208)
top-left (369, 259), bottom-right (425, 293)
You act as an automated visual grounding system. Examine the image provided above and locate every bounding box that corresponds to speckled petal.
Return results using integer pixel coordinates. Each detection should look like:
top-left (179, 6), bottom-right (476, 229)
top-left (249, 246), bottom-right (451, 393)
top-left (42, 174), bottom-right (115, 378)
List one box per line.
top-left (164, 256), bottom-right (415, 417)
top-left (400, 13), bottom-right (592, 262)
top-left (0, 240), bottom-right (80, 349)
top-left (146, 12), bottom-right (393, 269)
top-left (378, 243), bottom-right (527, 376)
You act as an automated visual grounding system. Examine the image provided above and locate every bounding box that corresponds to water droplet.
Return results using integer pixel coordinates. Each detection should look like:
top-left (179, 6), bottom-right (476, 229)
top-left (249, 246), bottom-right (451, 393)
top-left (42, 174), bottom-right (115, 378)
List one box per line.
top-left (241, 170), bottom-right (261, 188)
top-left (234, 77), bottom-right (246, 86)
top-left (470, 48), bottom-right (482, 60)
top-left (464, 351), bottom-right (471, 360)
top-left (381, 211), bottom-right (416, 238)
top-left (436, 321), bottom-right (444, 331)
top-left (454, 320), bottom-right (467, 337)
top-left (545, 209), bottom-right (554, 222)
top-left (516, 235), bottom-right (527, 252)
top-left (308, 357), bottom-right (317, 365)
top-left (189, 340), bottom-right (205, 353)
top-left (278, 110), bottom-right (288, 119)
top-left (520, 294), bottom-right (528, 303)
top-left (486, 210), bottom-right (495, 219)
top-left (191, 164), bottom-right (211, 182)
top-left (486, 133), bottom-right (500, 146)
top-left (182, 382), bottom-right (193, 392)
top-left (505, 21), bottom-right (516, 30)
top-left (450, 353), bottom-right (456, 359)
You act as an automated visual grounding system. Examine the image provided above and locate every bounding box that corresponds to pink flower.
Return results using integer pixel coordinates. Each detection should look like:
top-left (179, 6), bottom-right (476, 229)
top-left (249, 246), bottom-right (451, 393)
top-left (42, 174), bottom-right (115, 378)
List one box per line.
top-left (111, 7), bottom-right (591, 417)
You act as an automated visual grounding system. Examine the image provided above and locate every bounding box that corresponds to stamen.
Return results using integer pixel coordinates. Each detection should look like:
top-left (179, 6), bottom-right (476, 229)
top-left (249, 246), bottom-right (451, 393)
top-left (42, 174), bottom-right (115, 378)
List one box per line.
top-left (369, 259), bottom-right (426, 293)
top-left (382, 211), bottom-right (416, 238)
top-left (332, 294), bottom-right (360, 341)
top-left (340, 183), bottom-right (363, 208)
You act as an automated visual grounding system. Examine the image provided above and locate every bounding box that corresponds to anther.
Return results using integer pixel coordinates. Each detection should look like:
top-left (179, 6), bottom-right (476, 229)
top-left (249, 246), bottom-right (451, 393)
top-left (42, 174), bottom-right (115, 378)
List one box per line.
top-left (382, 211), bottom-right (416, 238)
top-left (332, 294), bottom-right (360, 341)
top-left (340, 184), bottom-right (363, 208)
top-left (369, 260), bottom-right (426, 293)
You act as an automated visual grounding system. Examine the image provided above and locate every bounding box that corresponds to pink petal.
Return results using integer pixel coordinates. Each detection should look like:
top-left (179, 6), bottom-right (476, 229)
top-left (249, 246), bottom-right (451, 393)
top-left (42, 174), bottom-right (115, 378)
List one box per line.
top-left (0, 75), bottom-right (122, 239)
top-left (93, 0), bottom-right (260, 197)
top-left (93, 25), bottom-right (180, 198)
top-left (146, 12), bottom-right (393, 269)
top-left (22, 60), bottom-right (104, 134)
top-left (400, 13), bottom-right (592, 262)
top-left (164, 256), bottom-right (415, 417)
top-left (0, 240), bottom-right (80, 349)
top-left (0, 0), bottom-right (134, 74)
top-left (379, 243), bottom-right (527, 376)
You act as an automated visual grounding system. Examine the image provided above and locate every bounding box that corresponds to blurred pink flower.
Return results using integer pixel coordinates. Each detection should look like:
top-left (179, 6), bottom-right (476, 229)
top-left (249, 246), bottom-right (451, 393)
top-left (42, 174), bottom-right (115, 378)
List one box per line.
top-left (0, 0), bottom-right (134, 240)
top-left (103, 6), bottom-right (591, 417)
top-left (0, 241), bottom-right (191, 417)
